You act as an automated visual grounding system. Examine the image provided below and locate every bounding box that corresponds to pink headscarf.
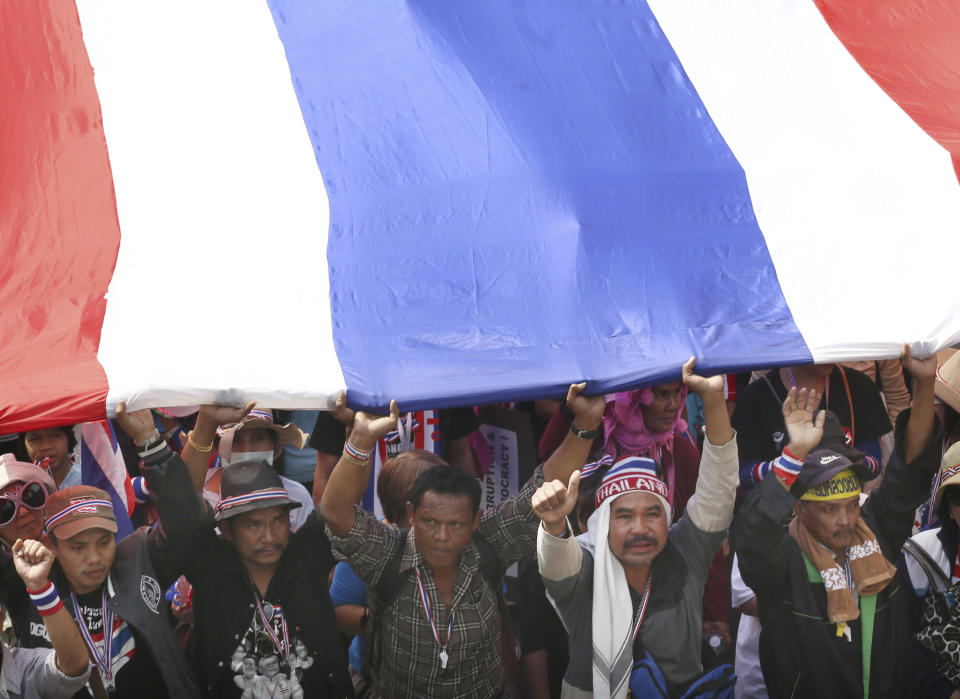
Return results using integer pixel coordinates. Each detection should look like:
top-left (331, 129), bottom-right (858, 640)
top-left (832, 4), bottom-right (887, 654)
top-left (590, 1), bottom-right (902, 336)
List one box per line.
top-left (601, 385), bottom-right (688, 508)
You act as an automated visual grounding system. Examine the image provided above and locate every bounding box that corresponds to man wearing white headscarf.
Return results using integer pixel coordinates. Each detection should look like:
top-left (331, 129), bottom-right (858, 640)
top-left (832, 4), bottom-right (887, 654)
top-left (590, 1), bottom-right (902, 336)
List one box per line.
top-left (533, 358), bottom-right (739, 698)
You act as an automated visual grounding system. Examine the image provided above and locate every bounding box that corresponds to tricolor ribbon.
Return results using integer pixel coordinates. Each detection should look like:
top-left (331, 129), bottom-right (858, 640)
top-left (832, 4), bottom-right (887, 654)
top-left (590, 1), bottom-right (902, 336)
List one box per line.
top-left (215, 489), bottom-right (289, 514)
top-left (43, 499), bottom-right (113, 534)
top-left (71, 590), bottom-right (115, 680)
top-left (414, 568), bottom-right (455, 660)
top-left (631, 576), bottom-right (653, 642)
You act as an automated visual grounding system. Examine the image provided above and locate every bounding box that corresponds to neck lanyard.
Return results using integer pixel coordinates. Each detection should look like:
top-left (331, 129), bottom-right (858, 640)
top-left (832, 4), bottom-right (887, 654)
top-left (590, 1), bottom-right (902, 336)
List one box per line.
top-left (786, 368), bottom-right (829, 406)
top-left (631, 576), bottom-right (653, 642)
top-left (71, 590), bottom-right (115, 680)
top-left (252, 586), bottom-right (289, 659)
top-left (413, 568), bottom-right (455, 669)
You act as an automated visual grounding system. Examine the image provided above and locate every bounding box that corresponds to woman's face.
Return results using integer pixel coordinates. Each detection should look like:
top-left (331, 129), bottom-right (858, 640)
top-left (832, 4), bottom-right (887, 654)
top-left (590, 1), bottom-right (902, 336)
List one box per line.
top-left (23, 428), bottom-right (69, 468)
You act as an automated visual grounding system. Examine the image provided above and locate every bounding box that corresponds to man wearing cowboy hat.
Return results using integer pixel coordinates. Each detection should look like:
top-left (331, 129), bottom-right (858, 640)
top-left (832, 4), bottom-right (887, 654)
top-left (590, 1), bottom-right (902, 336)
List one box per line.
top-left (530, 358), bottom-right (739, 698)
top-left (734, 346), bottom-right (940, 699)
top-left (118, 404), bottom-right (354, 698)
top-left (178, 406), bottom-right (316, 530)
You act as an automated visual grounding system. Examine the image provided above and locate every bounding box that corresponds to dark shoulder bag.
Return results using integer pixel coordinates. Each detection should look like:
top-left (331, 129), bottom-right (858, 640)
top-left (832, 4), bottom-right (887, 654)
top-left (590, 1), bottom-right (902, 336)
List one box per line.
top-left (903, 537), bottom-right (960, 687)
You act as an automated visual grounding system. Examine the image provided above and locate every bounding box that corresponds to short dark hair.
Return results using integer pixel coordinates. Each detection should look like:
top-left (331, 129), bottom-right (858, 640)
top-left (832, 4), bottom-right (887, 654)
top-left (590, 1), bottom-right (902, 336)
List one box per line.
top-left (16, 425), bottom-right (77, 462)
top-left (408, 465), bottom-right (481, 514)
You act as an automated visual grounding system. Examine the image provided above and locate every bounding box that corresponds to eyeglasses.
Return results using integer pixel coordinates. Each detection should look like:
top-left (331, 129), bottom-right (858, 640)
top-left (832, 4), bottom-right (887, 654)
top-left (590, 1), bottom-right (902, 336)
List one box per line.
top-left (0, 481), bottom-right (48, 527)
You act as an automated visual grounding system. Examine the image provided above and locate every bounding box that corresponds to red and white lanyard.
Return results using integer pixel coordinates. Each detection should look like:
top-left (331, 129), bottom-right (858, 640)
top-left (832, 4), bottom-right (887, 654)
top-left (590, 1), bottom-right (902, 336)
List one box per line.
top-left (253, 587), bottom-right (290, 659)
top-left (71, 590), bottom-right (115, 680)
top-left (631, 577), bottom-right (653, 642)
top-left (414, 568), bottom-right (455, 669)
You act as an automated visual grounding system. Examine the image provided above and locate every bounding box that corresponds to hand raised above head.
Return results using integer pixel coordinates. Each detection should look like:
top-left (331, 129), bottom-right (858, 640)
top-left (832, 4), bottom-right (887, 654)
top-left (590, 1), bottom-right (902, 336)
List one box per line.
top-left (681, 356), bottom-right (724, 397)
top-left (115, 400), bottom-right (159, 443)
top-left (349, 399), bottom-right (400, 450)
top-left (781, 386), bottom-right (825, 459)
top-left (331, 391), bottom-right (356, 427)
top-left (198, 401), bottom-right (257, 427)
top-left (901, 343), bottom-right (937, 381)
top-left (565, 383), bottom-right (606, 427)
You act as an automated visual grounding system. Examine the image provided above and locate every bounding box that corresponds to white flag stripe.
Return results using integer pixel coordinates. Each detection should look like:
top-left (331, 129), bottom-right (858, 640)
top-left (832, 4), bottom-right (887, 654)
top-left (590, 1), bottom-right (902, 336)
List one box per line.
top-left (649, 0), bottom-right (960, 360)
top-left (75, 0), bottom-right (344, 412)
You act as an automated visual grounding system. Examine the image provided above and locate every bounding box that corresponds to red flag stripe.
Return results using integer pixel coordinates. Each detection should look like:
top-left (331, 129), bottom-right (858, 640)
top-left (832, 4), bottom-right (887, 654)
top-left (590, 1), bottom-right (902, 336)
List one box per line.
top-left (0, 1), bottom-right (118, 431)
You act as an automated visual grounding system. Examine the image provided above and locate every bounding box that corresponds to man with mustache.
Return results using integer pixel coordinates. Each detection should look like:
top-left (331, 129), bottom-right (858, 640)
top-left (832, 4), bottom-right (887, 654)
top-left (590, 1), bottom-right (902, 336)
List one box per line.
top-left (733, 347), bottom-right (940, 699)
top-left (531, 358), bottom-right (739, 698)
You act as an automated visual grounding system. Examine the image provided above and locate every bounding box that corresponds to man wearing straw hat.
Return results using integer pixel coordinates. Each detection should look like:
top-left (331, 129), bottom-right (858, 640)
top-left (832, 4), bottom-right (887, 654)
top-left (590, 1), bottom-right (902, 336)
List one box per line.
top-left (734, 347), bottom-right (940, 699)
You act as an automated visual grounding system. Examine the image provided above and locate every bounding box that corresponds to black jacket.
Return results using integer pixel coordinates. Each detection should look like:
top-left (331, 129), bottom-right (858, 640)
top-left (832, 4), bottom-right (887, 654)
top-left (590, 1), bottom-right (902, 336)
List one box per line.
top-left (733, 409), bottom-right (941, 699)
top-left (142, 445), bottom-right (353, 698)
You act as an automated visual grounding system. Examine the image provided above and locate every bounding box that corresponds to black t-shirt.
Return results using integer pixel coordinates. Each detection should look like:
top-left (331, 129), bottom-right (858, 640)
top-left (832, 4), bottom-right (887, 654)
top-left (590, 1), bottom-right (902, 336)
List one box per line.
top-left (731, 366), bottom-right (892, 462)
top-left (71, 588), bottom-right (166, 698)
top-left (309, 407), bottom-right (479, 459)
top-left (212, 595), bottom-right (320, 698)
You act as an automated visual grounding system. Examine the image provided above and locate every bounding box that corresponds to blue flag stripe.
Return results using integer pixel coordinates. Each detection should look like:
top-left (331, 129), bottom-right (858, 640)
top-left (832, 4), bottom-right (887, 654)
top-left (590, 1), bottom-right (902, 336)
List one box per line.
top-left (268, 0), bottom-right (811, 408)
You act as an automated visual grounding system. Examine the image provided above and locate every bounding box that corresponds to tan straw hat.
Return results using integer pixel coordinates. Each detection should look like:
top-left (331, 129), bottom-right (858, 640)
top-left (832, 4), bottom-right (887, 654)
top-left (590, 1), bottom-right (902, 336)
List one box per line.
top-left (935, 349), bottom-right (960, 413)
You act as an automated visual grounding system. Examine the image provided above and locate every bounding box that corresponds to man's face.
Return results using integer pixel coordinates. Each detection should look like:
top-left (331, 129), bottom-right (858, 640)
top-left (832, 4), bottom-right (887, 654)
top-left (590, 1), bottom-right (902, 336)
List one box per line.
top-left (259, 655), bottom-right (279, 678)
top-left (641, 382), bottom-right (684, 434)
top-left (809, 363), bottom-right (835, 379)
top-left (221, 505), bottom-right (290, 571)
top-left (406, 492), bottom-right (481, 571)
top-left (23, 429), bottom-right (69, 469)
top-left (49, 528), bottom-right (115, 594)
top-left (0, 481), bottom-right (45, 547)
top-left (241, 657), bottom-right (256, 678)
top-left (607, 491), bottom-right (668, 570)
top-left (796, 495), bottom-right (860, 553)
top-left (233, 428), bottom-right (279, 459)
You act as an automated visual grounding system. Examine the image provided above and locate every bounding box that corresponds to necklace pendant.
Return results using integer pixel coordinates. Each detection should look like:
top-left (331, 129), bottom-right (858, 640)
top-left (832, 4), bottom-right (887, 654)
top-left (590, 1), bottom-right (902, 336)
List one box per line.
top-left (439, 649), bottom-right (448, 669)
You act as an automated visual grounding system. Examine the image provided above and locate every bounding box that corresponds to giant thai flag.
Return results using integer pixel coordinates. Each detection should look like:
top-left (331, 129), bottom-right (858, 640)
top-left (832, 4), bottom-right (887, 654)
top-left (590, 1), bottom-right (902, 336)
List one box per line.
top-left (2, 1), bottom-right (959, 431)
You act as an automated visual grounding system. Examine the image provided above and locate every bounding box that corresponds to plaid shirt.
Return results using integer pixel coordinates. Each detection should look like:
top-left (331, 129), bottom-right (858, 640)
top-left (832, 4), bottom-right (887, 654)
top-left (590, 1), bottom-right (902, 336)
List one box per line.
top-left (327, 468), bottom-right (544, 699)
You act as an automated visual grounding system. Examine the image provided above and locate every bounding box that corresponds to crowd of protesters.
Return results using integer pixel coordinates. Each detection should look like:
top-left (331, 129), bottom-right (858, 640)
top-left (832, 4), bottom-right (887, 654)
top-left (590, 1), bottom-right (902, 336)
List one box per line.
top-left (1, 347), bottom-right (960, 698)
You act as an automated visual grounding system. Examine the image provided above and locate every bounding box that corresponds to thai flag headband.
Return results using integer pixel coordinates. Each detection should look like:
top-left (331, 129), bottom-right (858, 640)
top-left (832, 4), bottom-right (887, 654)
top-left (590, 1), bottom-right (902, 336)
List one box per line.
top-left (215, 489), bottom-right (289, 514)
top-left (216, 409), bottom-right (276, 436)
top-left (43, 499), bottom-right (113, 534)
top-left (594, 457), bottom-right (668, 509)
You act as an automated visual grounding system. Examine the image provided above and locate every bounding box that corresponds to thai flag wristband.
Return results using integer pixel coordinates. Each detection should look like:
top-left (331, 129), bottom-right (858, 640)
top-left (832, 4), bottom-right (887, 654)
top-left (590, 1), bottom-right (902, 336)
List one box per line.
top-left (773, 448), bottom-right (805, 486)
top-left (132, 476), bottom-right (151, 504)
top-left (343, 440), bottom-right (373, 462)
top-left (27, 582), bottom-right (63, 617)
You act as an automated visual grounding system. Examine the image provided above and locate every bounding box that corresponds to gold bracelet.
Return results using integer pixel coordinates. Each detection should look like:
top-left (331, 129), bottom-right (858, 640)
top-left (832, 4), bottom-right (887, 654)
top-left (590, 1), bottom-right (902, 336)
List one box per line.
top-left (187, 431), bottom-right (214, 453)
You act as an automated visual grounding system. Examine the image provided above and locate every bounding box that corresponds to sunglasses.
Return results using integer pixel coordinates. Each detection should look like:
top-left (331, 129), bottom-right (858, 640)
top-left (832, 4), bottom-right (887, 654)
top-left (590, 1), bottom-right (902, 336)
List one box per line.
top-left (0, 481), bottom-right (48, 527)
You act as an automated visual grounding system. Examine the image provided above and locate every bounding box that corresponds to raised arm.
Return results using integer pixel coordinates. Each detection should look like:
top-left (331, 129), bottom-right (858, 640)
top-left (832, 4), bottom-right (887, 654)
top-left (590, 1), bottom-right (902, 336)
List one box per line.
top-left (733, 386), bottom-right (822, 601)
top-left (320, 395), bottom-right (399, 537)
top-left (681, 357), bottom-right (740, 533)
top-left (13, 538), bottom-right (89, 678)
top-left (180, 403), bottom-right (255, 490)
top-left (540, 383), bottom-right (605, 483)
top-left (900, 343), bottom-right (937, 463)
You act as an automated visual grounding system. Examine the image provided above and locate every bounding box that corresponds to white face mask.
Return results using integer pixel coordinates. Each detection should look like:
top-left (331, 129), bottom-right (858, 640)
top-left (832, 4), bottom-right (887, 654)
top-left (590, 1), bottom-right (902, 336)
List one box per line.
top-left (222, 450), bottom-right (274, 468)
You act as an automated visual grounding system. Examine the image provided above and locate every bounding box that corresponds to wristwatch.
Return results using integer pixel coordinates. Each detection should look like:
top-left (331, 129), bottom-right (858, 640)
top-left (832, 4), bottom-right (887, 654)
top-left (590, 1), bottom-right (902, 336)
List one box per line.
top-left (570, 424), bottom-right (600, 440)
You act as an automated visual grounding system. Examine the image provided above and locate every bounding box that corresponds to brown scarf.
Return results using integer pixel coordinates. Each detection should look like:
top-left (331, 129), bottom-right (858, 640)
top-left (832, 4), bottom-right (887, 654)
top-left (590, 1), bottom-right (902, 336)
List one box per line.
top-left (789, 516), bottom-right (897, 622)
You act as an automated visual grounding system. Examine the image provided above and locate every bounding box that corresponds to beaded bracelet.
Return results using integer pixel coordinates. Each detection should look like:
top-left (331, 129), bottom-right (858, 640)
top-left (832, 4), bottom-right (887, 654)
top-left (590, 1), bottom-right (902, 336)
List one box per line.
top-left (27, 581), bottom-right (63, 617)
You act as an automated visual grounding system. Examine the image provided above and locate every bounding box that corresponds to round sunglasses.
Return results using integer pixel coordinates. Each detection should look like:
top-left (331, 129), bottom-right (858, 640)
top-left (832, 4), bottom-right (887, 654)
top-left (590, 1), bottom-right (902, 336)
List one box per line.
top-left (0, 481), bottom-right (48, 527)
